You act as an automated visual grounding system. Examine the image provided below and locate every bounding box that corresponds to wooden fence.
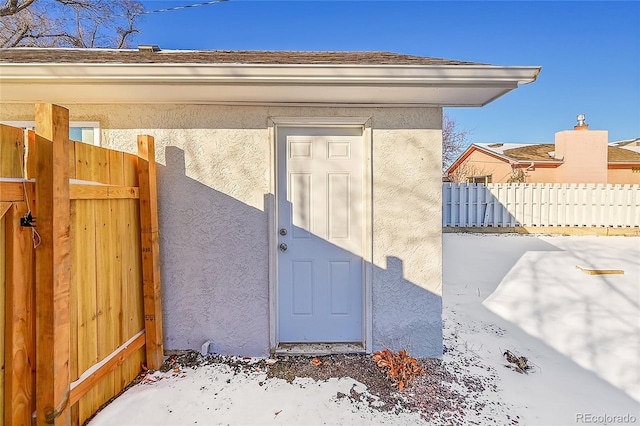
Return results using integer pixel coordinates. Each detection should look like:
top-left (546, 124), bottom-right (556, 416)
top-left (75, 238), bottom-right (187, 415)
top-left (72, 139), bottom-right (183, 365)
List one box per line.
top-left (443, 182), bottom-right (640, 228)
top-left (1, 104), bottom-right (164, 426)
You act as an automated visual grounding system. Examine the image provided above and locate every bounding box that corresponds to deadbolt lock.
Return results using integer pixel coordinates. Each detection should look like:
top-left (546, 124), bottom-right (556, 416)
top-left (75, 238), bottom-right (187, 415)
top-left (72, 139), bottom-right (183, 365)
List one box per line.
top-left (279, 228), bottom-right (287, 236)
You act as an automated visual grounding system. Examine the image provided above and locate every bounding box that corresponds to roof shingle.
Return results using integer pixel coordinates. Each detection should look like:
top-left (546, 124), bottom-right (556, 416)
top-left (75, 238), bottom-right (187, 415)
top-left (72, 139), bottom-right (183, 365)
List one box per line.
top-left (501, 143), bottom-right (640, 163)
top-left (503, 144), bottom-right (557, 161)
top-left (0, 48), bottom-right (486, 65)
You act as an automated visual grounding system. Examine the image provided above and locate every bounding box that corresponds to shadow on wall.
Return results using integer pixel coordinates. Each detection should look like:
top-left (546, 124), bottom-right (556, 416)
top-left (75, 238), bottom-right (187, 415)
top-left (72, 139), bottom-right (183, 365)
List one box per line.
top-left (373, 256), bottom-right (442, 356)
top-left (157, 146), bottom-right (270, 356)
top-left (156, 146), bottom-right (442, 357)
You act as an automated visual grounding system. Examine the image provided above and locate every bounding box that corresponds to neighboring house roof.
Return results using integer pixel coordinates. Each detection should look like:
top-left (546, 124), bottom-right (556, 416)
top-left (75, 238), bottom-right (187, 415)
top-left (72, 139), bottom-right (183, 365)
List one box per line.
top-left (618, 145), bottom-right (640, 154)
top-left (447, 141), bottom-right (640, 175)
top-left (502, 144), bottom-right (557, 161)
top-left (611, 137), bottom-right (640, 147)
top-left (499, 143), bottom-right (640, 163)
top-left (447, 143), bottom-right (561, 173)
top-left (0, 47), bottom-right (541, 106)
top-left (607, 146), bottom-right (640, 162)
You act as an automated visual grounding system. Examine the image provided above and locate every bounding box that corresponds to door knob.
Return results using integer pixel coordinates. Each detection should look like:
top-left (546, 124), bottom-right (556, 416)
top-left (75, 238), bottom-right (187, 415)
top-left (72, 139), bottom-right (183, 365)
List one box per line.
top-left (279, 243), bottom-right (288, 252)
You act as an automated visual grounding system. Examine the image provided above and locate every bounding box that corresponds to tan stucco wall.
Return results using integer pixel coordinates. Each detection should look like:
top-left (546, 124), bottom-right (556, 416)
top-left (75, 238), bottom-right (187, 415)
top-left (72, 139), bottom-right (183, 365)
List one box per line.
top-left (522, 166), bottom-right (557, 183)
top-left (608, 168), bottom-right (640, 185)
top-left (1, 103), bottom-right (443, 357)
top-left (457, 150), bottom-right (513, 182)
top-left (555, 129), bottom-right (608, 183)
top-left (456, 150), bottom-right (560, 183)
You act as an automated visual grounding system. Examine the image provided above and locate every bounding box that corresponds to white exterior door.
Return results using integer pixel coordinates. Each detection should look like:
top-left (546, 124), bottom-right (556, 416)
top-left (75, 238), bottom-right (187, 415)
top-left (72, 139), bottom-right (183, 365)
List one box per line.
top-left (277, 127), bottom-right (364, 343)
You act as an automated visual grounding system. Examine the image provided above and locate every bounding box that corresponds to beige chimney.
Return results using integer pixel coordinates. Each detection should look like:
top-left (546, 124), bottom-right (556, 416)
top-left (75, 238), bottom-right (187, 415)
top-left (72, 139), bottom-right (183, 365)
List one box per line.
top-left (555, 114), bottom-right (608, 184)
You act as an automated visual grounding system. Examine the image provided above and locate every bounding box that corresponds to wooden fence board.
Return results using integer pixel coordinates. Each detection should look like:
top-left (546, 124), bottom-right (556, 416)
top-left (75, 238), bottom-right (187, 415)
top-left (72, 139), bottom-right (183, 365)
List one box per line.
top-left (0, 202), bottom-right (12, 218)
top-left (69, 332), bottom-right (145, 406)
top-left (0, 124), bottom-right (24, 178)
top-left (1, 214), bottom-right (5, 426)
top-left (69, 185), bottom-right (139, 200)
top-left (26, 130), bottom-right (36, 180)
top-left (94, 198), bottom-right (118, 410)
top-left (68, 201), bottom-right (80, 426)
top-left (75, 143), bottom-right (111, 184)
top-left (4, 200), bottom-right (36, 426)
top-left (122, 152), bottom-right (144, 385)
top-left (73, 199), bottom-right (99, 424)
top-left (108, 151), bottom-right (124, 394)
top-left (0, 182), bottom-right (26, 202)
top-left (68, 141), bottom-right (77, 180)
top-left (74, 129), bottom-right (117, 422)
top-left (74, 142), bottom-right (97, 182)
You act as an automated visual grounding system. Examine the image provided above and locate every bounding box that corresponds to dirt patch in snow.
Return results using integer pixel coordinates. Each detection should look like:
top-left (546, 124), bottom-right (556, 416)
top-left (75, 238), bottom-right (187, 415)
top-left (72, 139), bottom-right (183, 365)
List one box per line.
top-left (266, 354), bottom-right (401, 410)
top-left (85, 346), bottom-right (511, 426)
top-left (151, 350), bottom-right (502, 424)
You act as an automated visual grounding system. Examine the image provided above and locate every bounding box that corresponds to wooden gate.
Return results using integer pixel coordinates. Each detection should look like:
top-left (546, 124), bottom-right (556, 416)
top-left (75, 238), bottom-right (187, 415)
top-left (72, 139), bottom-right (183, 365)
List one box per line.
top-left (0, 104), bottom-right (164, 425)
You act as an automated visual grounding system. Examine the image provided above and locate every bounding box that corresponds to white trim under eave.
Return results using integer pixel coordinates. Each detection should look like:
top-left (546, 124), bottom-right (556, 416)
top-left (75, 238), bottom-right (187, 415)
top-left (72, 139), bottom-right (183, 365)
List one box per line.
top-left (269, 117), bottom-right (370, 126)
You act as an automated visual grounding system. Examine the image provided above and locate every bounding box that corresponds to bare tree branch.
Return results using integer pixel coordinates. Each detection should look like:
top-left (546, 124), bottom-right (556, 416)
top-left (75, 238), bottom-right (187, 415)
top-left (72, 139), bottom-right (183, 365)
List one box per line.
top-left (447, 161), bottom-right (489, 183)
top-left (442, 113), bottom-right (471, 172)
top-left (0, 0), bottom-right (144, 47)
top-left (116, 27), bottom-right (137, 49)
top-left (6, 24), bottom-right (27, 46)
top-left (0, 0), bottom-right (36, 17)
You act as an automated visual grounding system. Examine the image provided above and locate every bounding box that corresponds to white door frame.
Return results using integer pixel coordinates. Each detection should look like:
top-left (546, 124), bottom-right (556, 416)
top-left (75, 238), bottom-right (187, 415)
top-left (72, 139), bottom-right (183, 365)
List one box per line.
top-left (267, 116), bottom-right (373, 353)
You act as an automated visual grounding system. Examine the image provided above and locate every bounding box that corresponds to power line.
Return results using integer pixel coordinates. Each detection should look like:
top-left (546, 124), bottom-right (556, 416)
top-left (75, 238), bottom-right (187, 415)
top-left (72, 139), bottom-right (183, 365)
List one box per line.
top-left (140, 0), bottom-right (229, 15)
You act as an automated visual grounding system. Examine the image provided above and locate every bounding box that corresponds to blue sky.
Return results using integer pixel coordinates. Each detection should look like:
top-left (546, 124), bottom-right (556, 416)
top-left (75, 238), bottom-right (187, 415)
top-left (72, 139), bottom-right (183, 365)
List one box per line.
top-left (137, 1), bottom-right (639, 144)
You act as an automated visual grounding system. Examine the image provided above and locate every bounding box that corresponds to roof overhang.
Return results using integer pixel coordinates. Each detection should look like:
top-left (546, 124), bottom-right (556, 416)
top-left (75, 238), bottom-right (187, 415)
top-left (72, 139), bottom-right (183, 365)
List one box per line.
top-left (608, 162), bottom-right (640, 169)
top-left (0, 63), bottom-right (541, 106)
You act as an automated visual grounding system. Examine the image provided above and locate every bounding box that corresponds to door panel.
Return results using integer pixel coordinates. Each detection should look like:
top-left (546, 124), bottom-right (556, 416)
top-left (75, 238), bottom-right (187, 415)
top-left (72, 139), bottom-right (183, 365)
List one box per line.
top-left (278, 127), bottom-right (363, 343)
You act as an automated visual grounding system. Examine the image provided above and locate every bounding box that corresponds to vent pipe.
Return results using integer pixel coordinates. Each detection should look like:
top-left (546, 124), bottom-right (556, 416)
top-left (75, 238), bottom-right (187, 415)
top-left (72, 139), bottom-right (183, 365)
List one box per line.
top-left (574, 114), bottom-right (588, 130)
top-left (138, 45), bottom-right (161, 53)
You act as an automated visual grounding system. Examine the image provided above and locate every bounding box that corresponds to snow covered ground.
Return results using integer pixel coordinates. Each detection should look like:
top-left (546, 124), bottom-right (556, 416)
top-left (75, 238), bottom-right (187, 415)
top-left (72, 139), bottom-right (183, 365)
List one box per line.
top-left (90, 234), bottom-right (640, 426)
top-left (443, 234), bottom-right (640, 425)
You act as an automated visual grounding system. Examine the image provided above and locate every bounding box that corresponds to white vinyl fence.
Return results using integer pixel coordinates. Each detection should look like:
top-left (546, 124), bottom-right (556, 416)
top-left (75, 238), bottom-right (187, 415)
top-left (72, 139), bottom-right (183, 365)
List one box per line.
top-left (443, 183), bottom-right (640, 228)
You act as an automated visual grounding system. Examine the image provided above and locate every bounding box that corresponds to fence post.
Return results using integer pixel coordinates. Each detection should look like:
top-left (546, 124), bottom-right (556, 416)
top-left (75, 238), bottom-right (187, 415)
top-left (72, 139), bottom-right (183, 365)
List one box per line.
top-left (137, 135), bottom-right (164, 370)
top-left (34, 103), bottom-right (71, 426)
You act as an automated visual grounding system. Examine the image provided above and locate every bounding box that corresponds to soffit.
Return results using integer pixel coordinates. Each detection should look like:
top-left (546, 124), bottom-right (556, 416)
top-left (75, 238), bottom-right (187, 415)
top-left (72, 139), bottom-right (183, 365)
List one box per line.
top-left (0, 49), bottom-right (541, 106)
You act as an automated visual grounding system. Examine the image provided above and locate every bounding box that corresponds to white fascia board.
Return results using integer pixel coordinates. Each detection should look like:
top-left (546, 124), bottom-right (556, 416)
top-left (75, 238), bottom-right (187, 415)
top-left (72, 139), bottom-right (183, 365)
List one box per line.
top-left (0, 63), bottom-right (540, 84)
top-left (0, 63), bottom-right (541, 106)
